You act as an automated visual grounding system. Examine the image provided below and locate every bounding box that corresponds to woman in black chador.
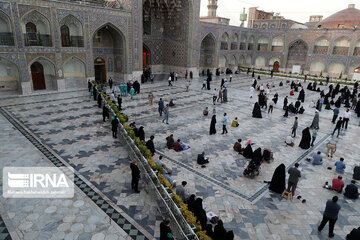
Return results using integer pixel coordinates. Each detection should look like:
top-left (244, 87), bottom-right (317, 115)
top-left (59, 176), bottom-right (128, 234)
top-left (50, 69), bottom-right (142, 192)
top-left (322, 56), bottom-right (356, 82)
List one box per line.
top-left (209, 115), bottom-right (217, 135)
top-left (243, 144), bottom-right (253, 159)
top-left (298, 88), bottom-right (305, 102)
top-left (252, 102), bottom-right (262, 118)
top-left (299, 127), bottom-right (311, 149)
top-left (269, 164), bottom-right (286, 194)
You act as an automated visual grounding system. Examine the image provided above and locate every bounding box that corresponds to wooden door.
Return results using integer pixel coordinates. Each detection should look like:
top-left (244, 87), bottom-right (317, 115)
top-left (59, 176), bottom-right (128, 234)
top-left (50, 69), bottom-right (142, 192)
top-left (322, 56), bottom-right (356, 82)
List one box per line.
top-left (273, 61), bottom-right (279, 72)
top-left (26, 22), bottom-right (37, 46)
top-left (94, 57), bottom-right (106, 83)
top-left (31, 62), bottom-right (46, 90)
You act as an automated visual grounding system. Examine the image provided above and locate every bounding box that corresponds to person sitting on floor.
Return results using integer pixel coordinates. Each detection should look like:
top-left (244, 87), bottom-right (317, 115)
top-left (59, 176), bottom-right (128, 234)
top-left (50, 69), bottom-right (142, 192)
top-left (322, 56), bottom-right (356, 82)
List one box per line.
top-left (353, 165), bottom-right (360, 180)
top-left (169, 99), bottom-right (175, 107)
top-left (312, 151), bottom-right (323, 165)
top-left (233, 139), bottom-right (244, 154)
top-left (231, 117), bottom-right (239, 127)
top-left (285, 135), bottom-right (294, 147)
top-left (344, 180), bottom-right (359, 199)
top-left (290, 90), bottom-right (294, 96)
top-left (166, 134), bottom-right (175, 149)
top-left (203, 107), bottom-right (209, 116)
top-left (173, 139), bottom-right (183, 152)
top-left (197, 152), bottom-right (209, 165)
top-left (332, 175), bottom-right (344, 193)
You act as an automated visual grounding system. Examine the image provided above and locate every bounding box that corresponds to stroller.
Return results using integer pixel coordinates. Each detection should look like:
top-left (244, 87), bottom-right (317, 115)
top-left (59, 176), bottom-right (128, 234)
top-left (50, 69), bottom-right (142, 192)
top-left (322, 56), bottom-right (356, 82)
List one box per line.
top-left (243, 159), bottom-right (261, 178)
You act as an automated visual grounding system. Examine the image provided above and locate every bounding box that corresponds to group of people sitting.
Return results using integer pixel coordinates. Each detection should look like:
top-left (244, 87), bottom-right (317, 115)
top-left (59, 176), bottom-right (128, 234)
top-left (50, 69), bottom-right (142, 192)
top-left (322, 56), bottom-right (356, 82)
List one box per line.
top-left (324, 176), bottom-right (359, 200)
top-left (166, 134), bottom-right (189, 152)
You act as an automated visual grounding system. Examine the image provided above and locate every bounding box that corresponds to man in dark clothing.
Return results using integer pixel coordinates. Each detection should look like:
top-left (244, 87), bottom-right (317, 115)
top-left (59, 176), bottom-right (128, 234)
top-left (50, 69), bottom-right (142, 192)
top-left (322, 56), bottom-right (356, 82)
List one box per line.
top-left (158, 98), bottom-right (164, 116)
top-left (344, 180), bottom-right (359, 199)
top-left (111, 116), bottom-right (118, 138)
top-left (102, 105), bottom-right (109, 122)
top-left (332, 107), bottom-right (339, 124)
top-left (117, 95), bottom-right (122, 110)
top-left (146, 136), bottom-right (156, 156)
top-left (346, 227), bottom-right (360, 240)
top-left (130, 160), bottom-right (140, 193)
top-left (97, 93), bottom-right (102, 108)
top-left (88, 80), bottom-right (91, 92)
top-left (108, 78), bottom-right (113, 89)
top-left (332, 117), bottom-right (343, 137)
top-left (197, 152), bottom-right (209, 165)
top-left (287, 163), bottom-right (301, 196)
top-left (354, 166), bottom-right (360, 180)
top-left (318, 196), bottom-right (341, 238)
top-left (160, 218), bottom-right (174, 240)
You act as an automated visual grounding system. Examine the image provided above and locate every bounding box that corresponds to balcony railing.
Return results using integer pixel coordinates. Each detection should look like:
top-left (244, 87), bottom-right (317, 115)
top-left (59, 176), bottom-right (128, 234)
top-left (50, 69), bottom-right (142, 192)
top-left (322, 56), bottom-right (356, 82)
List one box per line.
top-left (62, 36), bottom-right (84, 47)
top-left (24, 33), bottom-right (52, 47)
top-left (332, 46), bottom-right (349, 56)
top-left (240, 43), bottom-right (246, 50)
top-left (248, 43), bottom-right (254, 50)
top-left (271, 46), bottom-right (283, 52)
top-left (257, 44), bottom-right (268, 51)
top-left (313, 46), bottom-right (328, 54)
top-left (231, 43), bottom-right (238, 50)
top-left (220, 42), bottom-right (228, 50)
top-left (0, 33), bottom-right (14, 46)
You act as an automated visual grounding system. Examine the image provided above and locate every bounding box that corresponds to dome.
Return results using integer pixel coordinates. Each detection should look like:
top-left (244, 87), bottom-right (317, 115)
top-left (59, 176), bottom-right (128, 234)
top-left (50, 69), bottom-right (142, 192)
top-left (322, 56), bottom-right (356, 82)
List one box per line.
top-left (317, 4), bottom-right (360, 29)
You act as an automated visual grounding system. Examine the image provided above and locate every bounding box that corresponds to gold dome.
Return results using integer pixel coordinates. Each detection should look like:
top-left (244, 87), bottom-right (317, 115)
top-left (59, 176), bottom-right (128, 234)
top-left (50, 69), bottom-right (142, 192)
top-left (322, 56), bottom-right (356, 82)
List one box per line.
top-left (317, 4), bottom-right (360, 29)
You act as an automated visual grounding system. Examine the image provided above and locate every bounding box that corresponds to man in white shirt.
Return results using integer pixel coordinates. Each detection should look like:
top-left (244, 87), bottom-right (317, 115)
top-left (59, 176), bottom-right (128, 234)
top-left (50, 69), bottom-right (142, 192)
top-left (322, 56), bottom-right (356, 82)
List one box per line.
top-left (168, 76), bottom-right (172, 86)
top-left (260, 84), bottom-right (264, 93)
top-left (342, 109), bottom-right (351, 130)
top-left (212, 89), bottom-right (217, 103)
top-left (110, 92), bottom-right (116, 103)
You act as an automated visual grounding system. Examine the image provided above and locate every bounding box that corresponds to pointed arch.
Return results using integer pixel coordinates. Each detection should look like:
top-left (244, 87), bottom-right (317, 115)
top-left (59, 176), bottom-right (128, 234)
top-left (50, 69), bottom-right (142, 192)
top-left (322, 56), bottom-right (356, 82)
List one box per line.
top-left (220, 32), bottom-right (229, 50)
top-left (313, 36), bottom-right (329, 54)
top-left (231, 33), bottom-right (239, 50)
top-left (59, 14), bottom-right (84, 47)
top-left (0, 11), bottom-right (14, 46)
top-left (29, 57), bottom-right (56, 91)
top-left (21, 10), bottom-right (52, 46)
top-left (332, 36), bottom-right (350, 55)
top-left (63, 56), bottom-right (86, 88)
top-left (0, 57), bottom-right (20, 91)
top-left (200, 33), bottom-right (216, 68)
top-left (286, 39), bottom-right (308, 69)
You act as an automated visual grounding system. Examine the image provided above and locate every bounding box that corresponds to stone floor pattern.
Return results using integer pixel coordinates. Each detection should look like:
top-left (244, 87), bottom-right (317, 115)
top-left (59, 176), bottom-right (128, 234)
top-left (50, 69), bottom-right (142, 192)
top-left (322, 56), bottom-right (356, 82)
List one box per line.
top-left (0, 73), bottom-right (359, 240)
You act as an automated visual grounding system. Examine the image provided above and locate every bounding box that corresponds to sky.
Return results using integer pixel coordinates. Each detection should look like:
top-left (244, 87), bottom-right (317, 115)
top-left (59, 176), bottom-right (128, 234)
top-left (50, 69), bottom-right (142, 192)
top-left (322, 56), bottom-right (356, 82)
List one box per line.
top-left (200, 0), bottom-right (357, 26)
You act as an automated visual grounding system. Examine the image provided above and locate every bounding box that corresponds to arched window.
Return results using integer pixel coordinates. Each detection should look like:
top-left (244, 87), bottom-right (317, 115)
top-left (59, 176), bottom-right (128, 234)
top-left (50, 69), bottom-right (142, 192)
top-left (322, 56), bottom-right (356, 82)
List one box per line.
top-left (0, 11), bottom-right (14, 46)
top-left (26, 22), bottom-right (37, 46)
top-left (61, 25), bottom-right (70, 47)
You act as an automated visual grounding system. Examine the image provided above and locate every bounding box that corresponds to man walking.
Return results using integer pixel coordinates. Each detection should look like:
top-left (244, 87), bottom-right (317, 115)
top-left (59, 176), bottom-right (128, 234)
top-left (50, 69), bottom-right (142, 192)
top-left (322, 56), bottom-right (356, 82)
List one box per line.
top-left (111, 116), bottom-right (119, 139)
top-left (158, 98), bottom-right (164, 116)
top-left (283, 96), bottom-right (288, 110)
top-left (291, 117), bottom-right (298, 137)
top-left (162, 104), bottom-right (169, 124)
top-left (332, 117), bottom-right (343, 137)
top-left (287, 163), bottom-right (301, 196)
top-left (168, 75), bottom-right (173, 86)
top-left (212, 89), bottom-right (217, 103)
top-left (342, 109), bottom-right (351, 130)
top-left (332, 107), bottom-right (339, 124)
top-left (148, 91), bottom-right (154, 106)
top-left (130, 160), bottom-right (140, 193)
top-left (221, 113), bottom-right (228, 134)
top-left (318, 196), bottom-right (341, 238)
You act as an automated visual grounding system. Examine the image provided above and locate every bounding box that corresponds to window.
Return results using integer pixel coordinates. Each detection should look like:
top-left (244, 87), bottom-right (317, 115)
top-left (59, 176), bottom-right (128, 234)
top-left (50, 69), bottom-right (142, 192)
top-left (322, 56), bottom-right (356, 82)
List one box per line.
top-left (61, 25), bottom-right (71, 47)
top-left (26, 22), bottom-right (38, 46)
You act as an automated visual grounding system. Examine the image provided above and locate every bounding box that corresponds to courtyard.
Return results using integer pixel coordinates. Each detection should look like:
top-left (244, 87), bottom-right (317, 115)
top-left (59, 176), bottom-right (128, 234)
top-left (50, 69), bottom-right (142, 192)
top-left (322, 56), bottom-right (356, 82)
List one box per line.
top-left (0, 73), bottom-right (359, 240)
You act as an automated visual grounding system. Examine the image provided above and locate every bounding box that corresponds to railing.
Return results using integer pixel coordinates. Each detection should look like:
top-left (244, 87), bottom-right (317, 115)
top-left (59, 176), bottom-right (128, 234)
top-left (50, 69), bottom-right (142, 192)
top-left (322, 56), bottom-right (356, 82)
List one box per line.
top-left (271, 46), bottom-right (283, 52)
top-left (313, 46), bottom-right (328, 54)
top-left (257, 44), bottom-right (268, 51)
top-left (248, 43), bottom-right (254, 50)
top-left (220, 42), bottom-right (228, 50)
top-left (66, 36), bottom-right (84, 47)
top-left (95, 85), bottom-right (198, 240)
top-left (239, 43), bottom-right (246, 50)
top-left (0, 33), bottom-right (14, 46)
top-left (230, 43), bottom-right (238, 50)
top-left (24, 34), bottom-right (52, 47)
top-left (332, 46), bottom-right (349, 55)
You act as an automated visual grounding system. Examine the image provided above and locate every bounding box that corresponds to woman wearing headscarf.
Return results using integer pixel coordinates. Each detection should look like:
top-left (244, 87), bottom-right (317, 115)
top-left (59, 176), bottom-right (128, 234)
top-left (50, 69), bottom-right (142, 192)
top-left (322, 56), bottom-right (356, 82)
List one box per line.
top-left (213, 220), bottom-right (227, 240)
top-left (298, 88), bottom-right (305, 102)
top-left (243, 144), bottom-right (253, 159)
top-left (210, 115), bottom-right (217, 135)
top-left (269, 164), bottom-right (286, 194)
top-left (299, 127), bottom-right (311, 149)
top-left (252, 102), bottom-right (262, 118)
top-left (138, 126), bottom-right (145, 141)
top-left (309, 110), bottom-right (320, 129)
top-left (252, 148), bottom-right (262, 165)
top-left (187, 194), bottom-right (196, 212)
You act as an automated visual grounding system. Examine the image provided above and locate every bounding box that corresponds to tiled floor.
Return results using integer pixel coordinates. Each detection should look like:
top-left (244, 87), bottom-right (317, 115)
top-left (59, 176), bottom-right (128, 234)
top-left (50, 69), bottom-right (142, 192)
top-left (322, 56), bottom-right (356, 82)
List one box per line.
top-left (0, 73), bottom-right (360, 240)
